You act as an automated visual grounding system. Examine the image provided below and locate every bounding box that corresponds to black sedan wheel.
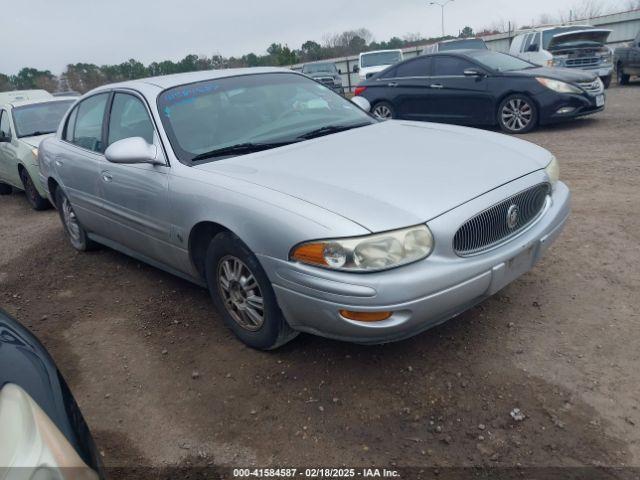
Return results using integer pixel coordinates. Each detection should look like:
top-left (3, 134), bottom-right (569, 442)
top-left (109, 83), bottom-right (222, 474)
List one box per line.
top-left (498, 95), bottom-right (537, 134)
top-left (205, 232), bottom-right (299, 350)
top-left (372, 101), bottom-right (395, 120)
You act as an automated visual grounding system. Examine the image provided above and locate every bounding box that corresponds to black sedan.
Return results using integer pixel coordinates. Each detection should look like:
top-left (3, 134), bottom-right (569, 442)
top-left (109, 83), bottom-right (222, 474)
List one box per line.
top-left (354, 50), bottom-right (606, 133)
top-left (0, 308), bottom-right (103, 478)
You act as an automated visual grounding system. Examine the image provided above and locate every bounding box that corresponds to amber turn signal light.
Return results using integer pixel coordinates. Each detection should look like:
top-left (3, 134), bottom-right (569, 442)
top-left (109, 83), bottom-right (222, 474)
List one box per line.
top-left (290, 243), bottom-right (327, 266)
top-left (339, 310), bottom-right (392, 322)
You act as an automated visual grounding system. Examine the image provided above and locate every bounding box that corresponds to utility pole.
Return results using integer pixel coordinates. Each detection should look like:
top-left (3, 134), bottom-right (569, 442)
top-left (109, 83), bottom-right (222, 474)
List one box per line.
top-left (429, 0), bottom-right (454, 38)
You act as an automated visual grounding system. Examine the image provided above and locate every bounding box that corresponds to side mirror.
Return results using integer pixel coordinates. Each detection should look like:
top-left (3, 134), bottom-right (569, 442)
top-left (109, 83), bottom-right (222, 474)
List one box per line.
top-left (527, 43), bottom-right (539, 52)
top-left (464, 68), bottom-right (483, 77)
top-left (105, 137), bottom-right (163, 165)
top-left (353, 65), bottom-right (360, 73)
top-left (350, 96), bottom-right (371, 112)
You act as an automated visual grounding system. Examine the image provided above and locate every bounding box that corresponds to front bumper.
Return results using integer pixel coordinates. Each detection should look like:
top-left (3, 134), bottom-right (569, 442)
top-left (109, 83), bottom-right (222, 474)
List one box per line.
top-left (538, 90), bottom-right (605, 124)
top-left (260, 173), bottom-right (571, 344)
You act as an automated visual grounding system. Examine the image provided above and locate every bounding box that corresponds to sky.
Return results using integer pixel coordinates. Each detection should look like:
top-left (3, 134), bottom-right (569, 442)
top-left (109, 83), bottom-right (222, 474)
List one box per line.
top-left (1, 0), bottom-right (628, 75)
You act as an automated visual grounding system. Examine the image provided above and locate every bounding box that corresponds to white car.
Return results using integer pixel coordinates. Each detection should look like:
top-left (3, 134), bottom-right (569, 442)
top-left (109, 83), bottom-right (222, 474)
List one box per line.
top-left (357, 49), bottom-right (403, 80)
top-left (510, 25), bottom-right (613, 88)
top-left (0, 91), bottom-right (76, 209)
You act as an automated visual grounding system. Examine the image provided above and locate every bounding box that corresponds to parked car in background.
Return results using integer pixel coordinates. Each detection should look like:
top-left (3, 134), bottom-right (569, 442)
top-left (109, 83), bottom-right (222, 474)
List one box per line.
top-left (301, 62), bottom-right (343, 93)
top-left (0, 89), bottom-right (53, 103)
top-left (510, 25), bottom-right (613, 88)
top-left (0, 95), bottom-right (76, 209)
top-left (39, 67), bottom-right (569, 350)
top-left (354, 50), bottom-right (605, 133)
top-left (356, 49), bottom-right (403, 80)
top-left (614, 30), bottom-right (640, 85)
top-left (0, 308), bottom-right (103, 478)
top-left (53, 90), bottom-right (82, 97)
top-left (422, 37), bottom-right (487, 54)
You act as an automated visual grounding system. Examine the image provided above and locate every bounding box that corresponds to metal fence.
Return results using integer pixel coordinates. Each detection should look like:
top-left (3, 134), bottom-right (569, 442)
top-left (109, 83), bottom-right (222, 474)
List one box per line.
top-left (292, 8), bottom-right (640, 93)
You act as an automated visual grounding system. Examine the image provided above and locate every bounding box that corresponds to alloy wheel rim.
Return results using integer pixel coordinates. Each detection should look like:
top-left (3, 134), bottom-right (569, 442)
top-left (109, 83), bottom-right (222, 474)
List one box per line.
top-left (62, 197), bottom-right (82, 245)
top-left (217, 255), bottom-right (265, 332)
top-left (24, 175), bottom-right (38, 205)
top-left (373, 105), bottom-right (392, 119)
top-left (501, 98), bottom-right (533, 132)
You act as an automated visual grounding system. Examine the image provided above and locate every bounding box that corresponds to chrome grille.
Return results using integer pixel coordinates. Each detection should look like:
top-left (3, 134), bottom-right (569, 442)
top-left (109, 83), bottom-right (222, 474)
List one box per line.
top-left (566, 57), bottom-right (599, 67)
top-left (578, 79), bottom-right (604, 95)
top-left (453, 183), bottom-right (551, 256)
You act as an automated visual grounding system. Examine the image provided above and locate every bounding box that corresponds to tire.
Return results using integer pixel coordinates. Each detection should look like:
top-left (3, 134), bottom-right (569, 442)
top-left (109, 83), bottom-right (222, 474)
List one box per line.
top-left (371, 101), bottom-right (395, 120)
top-left (601, 75), bottom-right (612, 89)
top-left (204, 232), bottom-right (298, 350)
top-left (497, 94), bottom-right (538, 134)
top-left (617, 65), bottom-right (630, 85)
top-left (0, 182), bottom-right (12, 195)
top-left (19, 168), bottom-right (50, 211)
top-left (55, 188), bottom-right (97, 252)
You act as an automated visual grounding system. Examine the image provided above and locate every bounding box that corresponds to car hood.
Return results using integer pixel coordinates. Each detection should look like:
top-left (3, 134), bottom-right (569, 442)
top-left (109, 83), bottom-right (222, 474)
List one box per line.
top-left (19, 134), bottom-right (53, 149)
top-left (548, 29), bottom-right (611, 50)
top-left (194, 121), bottom-right (552, 232)
top-left (507, 66), bottom-right (597, 83)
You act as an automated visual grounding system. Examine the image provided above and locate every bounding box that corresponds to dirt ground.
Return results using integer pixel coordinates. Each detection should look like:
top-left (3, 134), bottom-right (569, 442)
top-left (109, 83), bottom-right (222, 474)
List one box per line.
top-left (1, 84), bottom-right (639, 475)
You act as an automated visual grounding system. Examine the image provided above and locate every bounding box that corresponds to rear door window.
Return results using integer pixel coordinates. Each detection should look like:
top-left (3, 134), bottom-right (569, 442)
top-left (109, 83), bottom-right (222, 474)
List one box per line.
top-left (432, 56), bottom-right (476, 76)
top-left (395, 57), bottom-right (432, 78)
top-left (70, 93), bottom-right (109, 152)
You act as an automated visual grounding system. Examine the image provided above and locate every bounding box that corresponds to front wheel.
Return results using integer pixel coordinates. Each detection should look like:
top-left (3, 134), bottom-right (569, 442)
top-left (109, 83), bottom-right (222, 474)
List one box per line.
top-left (55, 188), bottom-right (97, 251)
top-left (205, 232), bottom-right (299, 350)
top-left (371, 101), bottom-right (395, 120)
top-left (497, 94), bottom-right (537, 134)
top-left (617, 66), bottom-right (630, 85)
top-left (20, 169), bottom-right (50, 211)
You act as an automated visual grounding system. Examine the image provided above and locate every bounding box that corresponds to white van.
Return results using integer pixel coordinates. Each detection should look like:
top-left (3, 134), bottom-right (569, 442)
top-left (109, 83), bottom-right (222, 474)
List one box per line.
top-left (510, 25), bottom-right (613, 87)
top-left (356, 50), bottom-right (403, 80)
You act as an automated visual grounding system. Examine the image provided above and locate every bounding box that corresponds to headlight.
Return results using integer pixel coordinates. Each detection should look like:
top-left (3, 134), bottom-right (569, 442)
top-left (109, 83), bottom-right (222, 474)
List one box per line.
top-left (550, 56), bottom-right (567, 67)
top-left (32, 147), bottom-right (38, 158)
top-left (536, 77), bottom-right (582, 94)
top-left (290, 225), bottom-right (434, 272)
top-left (545, 156), bottom-right (560, 187)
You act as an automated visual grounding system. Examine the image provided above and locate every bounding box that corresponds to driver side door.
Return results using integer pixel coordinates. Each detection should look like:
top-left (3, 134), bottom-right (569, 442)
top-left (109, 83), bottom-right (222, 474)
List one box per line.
top-left (0, 109), bottom-right (20, 188)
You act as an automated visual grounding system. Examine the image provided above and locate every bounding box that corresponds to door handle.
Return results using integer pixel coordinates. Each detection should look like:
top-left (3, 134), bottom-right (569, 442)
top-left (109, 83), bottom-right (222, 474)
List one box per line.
top-left (101, 171), bottom-right (113, 183)
top-left (388, 82), bottom-right (399, 87)
top-left (430, 84), bottom-right (444, 89)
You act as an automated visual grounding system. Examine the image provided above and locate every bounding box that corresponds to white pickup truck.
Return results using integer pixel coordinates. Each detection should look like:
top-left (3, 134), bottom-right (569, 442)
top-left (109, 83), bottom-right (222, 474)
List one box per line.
top-left (510, 25), bottom-right (613, 88)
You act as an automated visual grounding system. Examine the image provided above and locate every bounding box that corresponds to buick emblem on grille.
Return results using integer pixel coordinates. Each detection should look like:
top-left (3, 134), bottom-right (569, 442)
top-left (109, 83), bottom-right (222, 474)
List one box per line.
top-left (506, 204), bottom-right (520, 230)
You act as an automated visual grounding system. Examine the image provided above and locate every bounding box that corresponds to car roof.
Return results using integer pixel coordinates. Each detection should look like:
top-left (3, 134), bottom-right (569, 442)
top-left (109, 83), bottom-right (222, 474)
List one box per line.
top-left (521, 24), bottom-right (595, 33)
top-left (8, 97), bottom-right (77, 108)
top-left (439, 38), bottom-right (485, 44)
top-left (88, 67), bottom-right (294, 94)
top-left (360, 49), bottom-right (403, 56)
top-left (0, 90), bottom-right (53, 105)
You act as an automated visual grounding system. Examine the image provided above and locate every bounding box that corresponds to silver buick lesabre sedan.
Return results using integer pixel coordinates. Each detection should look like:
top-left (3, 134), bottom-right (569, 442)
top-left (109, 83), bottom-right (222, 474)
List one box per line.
top-left (38, 67), bottom-right (570, 350)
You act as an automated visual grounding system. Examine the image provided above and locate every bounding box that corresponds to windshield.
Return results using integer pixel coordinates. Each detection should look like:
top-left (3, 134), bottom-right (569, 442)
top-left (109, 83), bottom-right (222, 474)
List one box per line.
top-left (302, 63), bottom-right (337, 74)
top-left (12, 100), bottom-right (75, 138)
top-left (158, 73), bottom-right (375, 163)
top-left (543, 26), bottom-right (600, 49)
top-left (361, 51), bottom-right (402, 68)
top-left (470, 51), bottom-right (536, 72)
top-left (439, 39), bottom-right (487, 51)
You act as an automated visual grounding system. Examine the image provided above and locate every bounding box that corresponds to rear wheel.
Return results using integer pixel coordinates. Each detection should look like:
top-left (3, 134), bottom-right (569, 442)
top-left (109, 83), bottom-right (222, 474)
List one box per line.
top-left (371, 101), bottom-right (395, 120)
top-left (617, 65), bottom-right (630, 85)
top-left (205, 232), bottom-right (298, 350)
top-left (19, 168), bottom-right (50, 211)
top-left (0, 182), bottom-right (11, 195)
top-left (497, 94), bottom-right (537, 134)
top-left (55, 188), bottom-right (97, 251)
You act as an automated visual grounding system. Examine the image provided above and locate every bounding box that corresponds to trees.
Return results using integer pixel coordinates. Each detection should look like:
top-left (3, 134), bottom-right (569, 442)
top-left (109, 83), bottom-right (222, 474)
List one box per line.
top-left (459, 26), bottom-right (474, 38)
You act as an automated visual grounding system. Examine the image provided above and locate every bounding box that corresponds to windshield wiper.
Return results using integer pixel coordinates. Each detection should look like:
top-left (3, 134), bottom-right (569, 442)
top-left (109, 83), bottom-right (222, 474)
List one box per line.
top-left (297, 123), bottom-right (371, 140)
top-left (191, 141), bottom-right (297, 161)
top-left (20, 130), bottom-right (54, 138)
